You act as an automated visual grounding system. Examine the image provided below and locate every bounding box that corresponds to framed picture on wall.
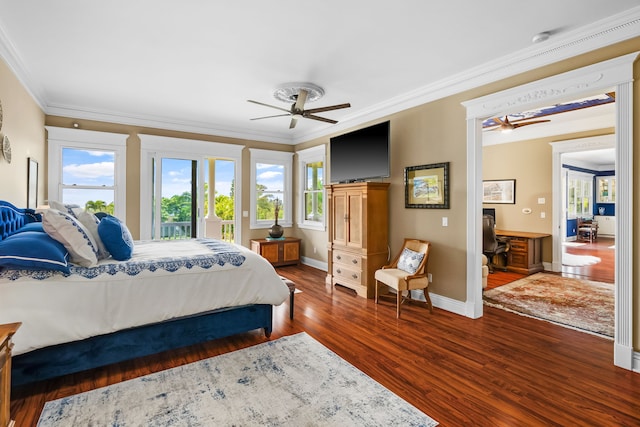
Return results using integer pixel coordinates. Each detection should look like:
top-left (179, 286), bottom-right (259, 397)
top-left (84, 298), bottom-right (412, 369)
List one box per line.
top-left (27, 157), bottom-right (38, 208)
top-left (483, 179), bottom-right (516, 204)
top-left (404, 162), bottom-right (450, 209)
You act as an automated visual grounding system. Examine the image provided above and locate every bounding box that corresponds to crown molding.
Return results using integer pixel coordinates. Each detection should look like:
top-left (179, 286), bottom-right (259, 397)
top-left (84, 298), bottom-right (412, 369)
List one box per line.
top-left (0, 22), bottom-right (46, 110)
top-left (293, 6), bottom-right (640, 144)
top-left (1, 7), bottom-right (639, 145)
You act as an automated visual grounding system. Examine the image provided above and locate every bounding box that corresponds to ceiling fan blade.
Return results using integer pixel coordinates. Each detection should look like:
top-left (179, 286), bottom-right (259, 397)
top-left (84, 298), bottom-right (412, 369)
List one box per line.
top-left (304, 103), bottom-right (351, 114)
top-left (512, 119), bottom-right (551, 128)
top-left (250, 113), bottom-right (291, 121)
top-left (294, 89), bottom-right (308, 111)
top-left (289, 117), bottom-right (298, 129)
top-left (305, 114), bottom-right (338, 124)
top-left (247, 100), bottom-right (291, 114)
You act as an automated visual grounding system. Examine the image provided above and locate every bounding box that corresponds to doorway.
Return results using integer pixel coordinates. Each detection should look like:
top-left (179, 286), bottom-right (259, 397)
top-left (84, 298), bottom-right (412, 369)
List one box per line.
top-left (463, 52), bottom-right (637, 370)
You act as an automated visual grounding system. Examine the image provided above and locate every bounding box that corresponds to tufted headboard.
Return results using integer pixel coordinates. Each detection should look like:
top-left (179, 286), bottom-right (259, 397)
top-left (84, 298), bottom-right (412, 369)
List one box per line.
top-left (0, 201), bottom-right (42, 241)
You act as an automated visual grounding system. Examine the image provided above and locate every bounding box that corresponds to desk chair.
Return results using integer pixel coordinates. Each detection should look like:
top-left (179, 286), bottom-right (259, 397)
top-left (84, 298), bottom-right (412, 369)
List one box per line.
top-left (482, 215), bottom-right (509, 273)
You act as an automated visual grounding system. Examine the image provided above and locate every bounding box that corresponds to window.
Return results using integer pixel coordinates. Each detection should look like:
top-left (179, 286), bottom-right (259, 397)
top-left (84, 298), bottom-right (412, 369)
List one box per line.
top-left (139, 135), bottom-right (243, 242)
top-left (250, 149), bottom-right (293, 229)
top-left (47, 127), bottom-right (127, 219)
top-left (297, 145), bottom-right (326, 230)
top-left (566, 170), bottom-right (593, 219)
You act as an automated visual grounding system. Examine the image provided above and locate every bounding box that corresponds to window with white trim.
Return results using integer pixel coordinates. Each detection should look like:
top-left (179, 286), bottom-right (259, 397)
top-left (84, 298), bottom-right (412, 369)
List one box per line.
top-left (566, 169), bottom-right (594, 219)
top-left (47, 127), bottom-right (127, 219)
top-left (297, 145), bottom-right (325, 231)
top-left (249, 149), bottom-right (293, 229)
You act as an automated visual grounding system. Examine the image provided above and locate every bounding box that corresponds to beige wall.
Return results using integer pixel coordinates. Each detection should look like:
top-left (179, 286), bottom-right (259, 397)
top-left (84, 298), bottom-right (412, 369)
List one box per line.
top-left (482, 129), bottom-right (615, 263)
top-left (3, 37), bottom-right (640, 349)
top-left (0, 58), bottom-right (46, 206)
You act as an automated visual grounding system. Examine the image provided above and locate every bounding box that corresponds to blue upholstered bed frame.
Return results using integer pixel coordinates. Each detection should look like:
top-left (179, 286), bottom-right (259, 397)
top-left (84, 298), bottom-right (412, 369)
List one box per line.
top-left (0, 201), bottom-right (273, 387)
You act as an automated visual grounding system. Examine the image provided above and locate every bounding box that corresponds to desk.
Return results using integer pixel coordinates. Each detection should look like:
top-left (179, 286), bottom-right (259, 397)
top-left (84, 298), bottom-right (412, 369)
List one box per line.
top-left (495, 230), bottom-right (550, 275)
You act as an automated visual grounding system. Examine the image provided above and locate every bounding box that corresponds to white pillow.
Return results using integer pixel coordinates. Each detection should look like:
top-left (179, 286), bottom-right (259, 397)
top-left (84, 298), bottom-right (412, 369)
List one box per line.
top-left (48, 200), bottom-right (83, 218)
top-left (42, 209), bottom-right (99, 267)
top-left (397, 248), bottom-right (425, 274)
top-left (76, 210), bottom-right (110, 260)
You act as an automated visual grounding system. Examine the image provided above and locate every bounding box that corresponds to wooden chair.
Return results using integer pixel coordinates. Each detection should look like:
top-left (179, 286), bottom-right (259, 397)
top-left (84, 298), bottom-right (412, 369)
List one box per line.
top-left (374, 238), bottom-right (431, 318)
top-left (577, 218), bottom-right (598, 243)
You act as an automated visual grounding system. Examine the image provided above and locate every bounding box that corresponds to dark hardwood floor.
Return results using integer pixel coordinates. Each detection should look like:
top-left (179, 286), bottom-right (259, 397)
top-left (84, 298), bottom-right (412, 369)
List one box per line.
top-left (11, 263), bottom-right (639, 426)
top-left (487, 236), bottom-right (615, 289)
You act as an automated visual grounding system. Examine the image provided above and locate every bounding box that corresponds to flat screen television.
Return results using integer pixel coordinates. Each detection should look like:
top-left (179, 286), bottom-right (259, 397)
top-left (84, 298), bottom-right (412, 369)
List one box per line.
top-left (329, 121), bottom-right (390, 183)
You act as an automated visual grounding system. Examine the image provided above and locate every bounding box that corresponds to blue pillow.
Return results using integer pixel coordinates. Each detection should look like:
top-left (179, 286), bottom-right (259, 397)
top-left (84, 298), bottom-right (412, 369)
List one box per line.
top-left (11, 222), bottom-right (45, 235)
top-left (98, 215), bottom-right (134, 261)
top-left (0, 231), bottom-right (70, 273)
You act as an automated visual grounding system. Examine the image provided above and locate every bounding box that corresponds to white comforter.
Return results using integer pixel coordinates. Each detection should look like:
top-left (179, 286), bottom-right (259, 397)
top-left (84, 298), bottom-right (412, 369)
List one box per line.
top-left (0, 239), bottom-right (289, 355)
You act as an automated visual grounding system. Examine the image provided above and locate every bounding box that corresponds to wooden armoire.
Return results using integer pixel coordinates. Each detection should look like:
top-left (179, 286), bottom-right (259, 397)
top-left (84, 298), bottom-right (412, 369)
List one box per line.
top-left (326, 182), bottom-right (389, 298)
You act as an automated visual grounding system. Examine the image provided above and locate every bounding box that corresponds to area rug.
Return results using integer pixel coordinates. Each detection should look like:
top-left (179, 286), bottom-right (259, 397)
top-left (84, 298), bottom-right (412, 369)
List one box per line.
top-left (562, 241), bottom-right (586, 247)
top-left (562, 252), bottom-right (601, 266)
top-left (37, 332), bottom-right (438, 426)
top-left (483, 273), bottom-right (613, 337)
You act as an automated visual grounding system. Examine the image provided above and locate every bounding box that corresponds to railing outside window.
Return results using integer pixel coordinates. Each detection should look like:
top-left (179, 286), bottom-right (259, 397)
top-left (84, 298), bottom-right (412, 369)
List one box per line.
top-left (160, 220), bottom-right (235, 242)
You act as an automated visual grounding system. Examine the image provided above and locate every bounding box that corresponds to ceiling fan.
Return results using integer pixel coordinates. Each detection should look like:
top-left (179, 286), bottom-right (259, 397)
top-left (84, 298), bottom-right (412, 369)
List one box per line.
top-left (487, 116), bottom-right (551, 133)
top-left (248, 83), bottom-right (350, 129)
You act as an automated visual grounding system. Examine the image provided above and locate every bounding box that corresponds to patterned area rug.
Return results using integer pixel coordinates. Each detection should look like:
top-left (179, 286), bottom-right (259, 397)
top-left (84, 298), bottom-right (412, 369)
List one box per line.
top-left (37, 333), bottom-right (438, 426)
top-left (483, 273), bottom-right (613, 337)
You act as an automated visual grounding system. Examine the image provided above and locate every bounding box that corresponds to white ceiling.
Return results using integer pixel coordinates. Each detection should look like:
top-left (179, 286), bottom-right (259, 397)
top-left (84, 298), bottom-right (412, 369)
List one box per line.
top-left (0, 2), bottom-right (639, 145)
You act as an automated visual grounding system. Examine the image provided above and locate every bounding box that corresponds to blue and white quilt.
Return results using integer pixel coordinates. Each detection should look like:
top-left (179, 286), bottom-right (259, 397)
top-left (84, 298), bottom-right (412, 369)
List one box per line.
top-left (0, 239), bottom-right (289, 355)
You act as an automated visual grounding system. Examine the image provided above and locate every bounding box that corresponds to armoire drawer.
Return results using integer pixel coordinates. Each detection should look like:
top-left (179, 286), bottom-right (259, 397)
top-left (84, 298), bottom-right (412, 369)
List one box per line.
top-left (333, 251), bottom-right (362, 268)
top-left (332, 264), bottom-right (362, 285)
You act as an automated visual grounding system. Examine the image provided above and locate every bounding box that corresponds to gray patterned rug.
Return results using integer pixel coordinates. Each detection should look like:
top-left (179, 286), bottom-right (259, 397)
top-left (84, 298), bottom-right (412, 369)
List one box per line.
top-left (38, 332), bottom-right (438, 426)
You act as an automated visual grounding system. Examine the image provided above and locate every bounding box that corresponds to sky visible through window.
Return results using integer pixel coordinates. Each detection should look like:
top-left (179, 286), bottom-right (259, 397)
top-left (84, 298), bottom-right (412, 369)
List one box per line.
top-left (62, 152), bottom-right (239, 206)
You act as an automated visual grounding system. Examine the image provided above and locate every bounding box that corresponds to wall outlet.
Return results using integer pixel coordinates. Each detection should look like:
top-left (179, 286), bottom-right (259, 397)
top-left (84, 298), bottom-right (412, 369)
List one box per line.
top-left (428, 273), bottom-right (433, 283)
top-left (242, 211), bottom-right (248, 218)
top-left (540, 212), bottom-right (546, 219)
top-left (313, 247), bottom-right (317, 254)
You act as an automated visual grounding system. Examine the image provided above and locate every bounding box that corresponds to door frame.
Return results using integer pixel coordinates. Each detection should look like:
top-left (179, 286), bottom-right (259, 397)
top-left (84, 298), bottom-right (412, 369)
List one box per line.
top-left (550, 134), bottom-right (615, 266)
top-left (139, 135), bottom-right (244, 242)
top-left (462, 51), bottom-right (638, 370)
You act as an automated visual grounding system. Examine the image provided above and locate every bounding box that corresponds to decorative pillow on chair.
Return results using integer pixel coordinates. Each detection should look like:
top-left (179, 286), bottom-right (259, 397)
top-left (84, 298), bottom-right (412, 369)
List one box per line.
top-left (397, 248), bottom-right (425, 274)
top-left (76, 210), bottom-right (110, 260)
top-left (98, 215), bottom-right (134, 261)
top-left (42, 209), bottom-right (99, 267)
top-left (0, 231), bottom-right (70, 273)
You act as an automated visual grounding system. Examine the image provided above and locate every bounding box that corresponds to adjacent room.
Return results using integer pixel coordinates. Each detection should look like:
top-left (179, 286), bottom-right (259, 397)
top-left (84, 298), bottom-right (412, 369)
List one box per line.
top-left (0, 2), bottom-right (639, 426)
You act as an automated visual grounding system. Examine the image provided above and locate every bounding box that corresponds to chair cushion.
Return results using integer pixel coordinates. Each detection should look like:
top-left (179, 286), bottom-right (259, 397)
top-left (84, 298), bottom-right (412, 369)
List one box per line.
top-left (397, 248), bottom-right (425, 274)
top-left (375, 268), bottom-right (428, 291)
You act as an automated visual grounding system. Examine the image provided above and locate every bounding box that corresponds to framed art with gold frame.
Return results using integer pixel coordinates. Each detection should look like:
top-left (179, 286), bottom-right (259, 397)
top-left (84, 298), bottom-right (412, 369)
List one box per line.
top-left (404, 162), bottom-right (450, 209)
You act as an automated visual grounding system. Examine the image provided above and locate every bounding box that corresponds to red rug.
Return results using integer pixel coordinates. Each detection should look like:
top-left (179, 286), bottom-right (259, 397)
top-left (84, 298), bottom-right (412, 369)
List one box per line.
top-left (483, 273), bottom-right (613, 337)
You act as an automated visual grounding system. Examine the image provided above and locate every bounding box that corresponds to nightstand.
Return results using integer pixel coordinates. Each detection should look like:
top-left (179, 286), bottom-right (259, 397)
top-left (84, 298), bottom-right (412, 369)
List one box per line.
top-left (1, 322), bottom-right (20, 427)
top-left (250, 237), bottom-right (301, 267)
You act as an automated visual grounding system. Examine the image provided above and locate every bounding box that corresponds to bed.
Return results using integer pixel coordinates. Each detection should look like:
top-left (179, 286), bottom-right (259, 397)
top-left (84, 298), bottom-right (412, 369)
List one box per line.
top-left (0, 201), bottom-right (289, 387)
